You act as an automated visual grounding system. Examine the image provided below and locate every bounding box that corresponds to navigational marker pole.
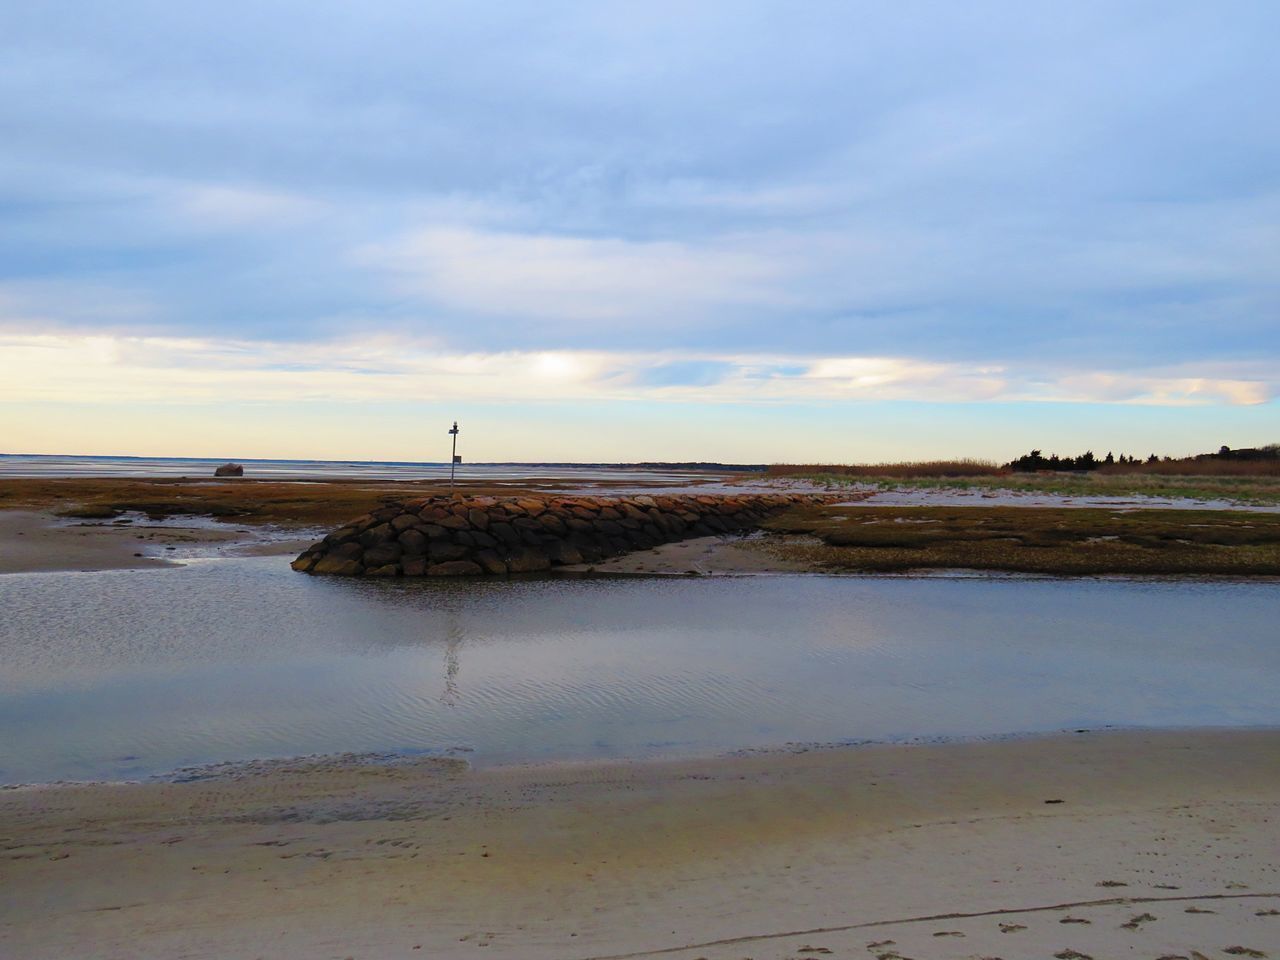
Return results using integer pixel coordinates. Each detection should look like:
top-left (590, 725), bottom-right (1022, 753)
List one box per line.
top-left (448, 421), bottom-right (460, 494)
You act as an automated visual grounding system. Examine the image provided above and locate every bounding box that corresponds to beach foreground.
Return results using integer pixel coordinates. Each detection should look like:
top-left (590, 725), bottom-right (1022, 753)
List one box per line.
top-left (3, 730), bottom-right (1277, 959)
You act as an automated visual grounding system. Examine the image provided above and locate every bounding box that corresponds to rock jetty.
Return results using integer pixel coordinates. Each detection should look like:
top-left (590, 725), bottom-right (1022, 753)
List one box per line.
top-left (292, 493), bottom-right (822, 577)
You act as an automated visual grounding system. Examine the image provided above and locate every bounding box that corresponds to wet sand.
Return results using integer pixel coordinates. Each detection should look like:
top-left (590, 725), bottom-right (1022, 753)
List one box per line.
top-left (0, 510), bottom-right (315, 574)
top-left (3, 730), bottom-right (1277, 959)
top-left (558, 532), bottom-right (815, 575)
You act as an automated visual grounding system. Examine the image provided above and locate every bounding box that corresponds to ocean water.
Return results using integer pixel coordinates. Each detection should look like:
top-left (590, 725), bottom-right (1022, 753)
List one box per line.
top-left (0, 454), bottom-right (732, 483)
top-left (1, 558), bottom-right (1277, 784)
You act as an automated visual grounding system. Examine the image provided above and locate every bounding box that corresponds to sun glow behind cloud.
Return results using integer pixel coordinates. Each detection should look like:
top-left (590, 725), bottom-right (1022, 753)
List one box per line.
top-left (2, 333), bottom-right (1272, 410)
top-left (1, 3), bottom-right (1277, 459)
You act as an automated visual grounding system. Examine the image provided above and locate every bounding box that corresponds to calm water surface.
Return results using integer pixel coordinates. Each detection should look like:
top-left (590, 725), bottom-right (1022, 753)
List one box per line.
top-left (1, 558), bottom-right (1277, 783)
top-left (0, 454), bottom-right (726, 483)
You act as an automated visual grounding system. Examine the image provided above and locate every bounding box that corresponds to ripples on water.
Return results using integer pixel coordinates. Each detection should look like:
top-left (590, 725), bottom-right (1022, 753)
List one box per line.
top-left (1, 557), bottom-right (1277, 783)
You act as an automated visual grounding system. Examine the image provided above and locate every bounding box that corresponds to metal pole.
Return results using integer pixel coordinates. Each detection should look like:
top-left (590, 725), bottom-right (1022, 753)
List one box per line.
top-left (448, 421), bottom-right (459, 494)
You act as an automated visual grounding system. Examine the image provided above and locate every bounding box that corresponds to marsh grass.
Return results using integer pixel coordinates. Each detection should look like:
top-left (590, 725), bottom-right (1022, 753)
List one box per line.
top-left (768, 460), bottom-right (1002, 478)
top-left (0, 477), bottom-right (575, 527)
top-left (762, 505), bottom-right (1280, 575)
top-left (785, 471), bottom-right (1280, 506)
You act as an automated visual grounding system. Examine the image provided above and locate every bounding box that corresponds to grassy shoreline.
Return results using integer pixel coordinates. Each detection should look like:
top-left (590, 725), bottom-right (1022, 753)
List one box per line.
top-left (760, 504), bottom-right (1280, 576)
top-left (791, 470), bottom-right (1280, 506)
top-left (5, 477), bottom-right (1280, 578)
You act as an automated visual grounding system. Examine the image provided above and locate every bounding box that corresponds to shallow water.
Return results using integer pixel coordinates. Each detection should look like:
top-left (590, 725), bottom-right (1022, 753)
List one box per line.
top-left (1, 558), bottom-right (1277, 783)
top-left (0, 453), bottom-right (724, 483)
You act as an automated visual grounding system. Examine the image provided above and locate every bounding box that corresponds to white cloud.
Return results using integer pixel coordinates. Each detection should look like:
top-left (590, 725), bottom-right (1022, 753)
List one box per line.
top-left (0, 331), bottom-right (1272, 408)
top-left (359, 226), bottom-right (795, 323)
top-left (167, 183), bottom-right (322, 228)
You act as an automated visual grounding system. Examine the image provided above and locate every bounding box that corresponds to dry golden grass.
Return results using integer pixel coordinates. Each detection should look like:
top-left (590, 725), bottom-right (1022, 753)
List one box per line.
top-left (768, 459), bottom-right (1002, 478)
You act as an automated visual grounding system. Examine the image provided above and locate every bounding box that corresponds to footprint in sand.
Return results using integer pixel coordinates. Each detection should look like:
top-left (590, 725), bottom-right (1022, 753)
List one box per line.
top-left (1185, 906), bottom-right (1216, 914)
top-left (1120, 912), bottom-right (1157, 930)
top-left (1223, 949), bottom-right (1267, 959)
top-left (1059, 916), bottom-right (1091, 924)
top-left (1053, 951), bottom-right (1093, 960)
top-left (998, 922), bottom-right (1027, 933)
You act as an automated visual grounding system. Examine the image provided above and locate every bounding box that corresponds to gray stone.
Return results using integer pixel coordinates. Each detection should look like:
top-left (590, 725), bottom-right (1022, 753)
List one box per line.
top-left (427, 560), bottom-right (483, 577)
top-left (473, 550), bottom-right (508, 575)
top-left (536, 513), bottom-right (567, 535)
top-left (312, 556), bottom-right (362, 576)
top-left (505, 548), bottom-right (550, 573)
top-left (363, 543), bottom-right (403, 567)
top-left (332, 541), bottom-right (364, 560)
top-left (545, 541), bottom-right (583, 565)
top-left (428, 541), bottom-right (467, 562)
top-left (358, 523), bottom-right (394, 547)
top-left (487, 522), bottom-right (519, 546)
top-left (398, 529), bottom-right (427, 555)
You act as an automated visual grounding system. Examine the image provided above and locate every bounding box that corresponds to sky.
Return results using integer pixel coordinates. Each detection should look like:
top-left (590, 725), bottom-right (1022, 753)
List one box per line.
top-left (1, 1), bottom-right (1277, 463)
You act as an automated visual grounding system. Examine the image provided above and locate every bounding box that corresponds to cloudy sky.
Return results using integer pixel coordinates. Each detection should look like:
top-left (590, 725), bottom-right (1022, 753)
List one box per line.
top-left (2, 1), bottom-right (1277, 462)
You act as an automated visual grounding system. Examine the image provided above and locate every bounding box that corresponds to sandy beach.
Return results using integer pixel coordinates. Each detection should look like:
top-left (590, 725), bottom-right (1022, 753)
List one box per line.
top-left (3, 729), bottom-right (1277, 959)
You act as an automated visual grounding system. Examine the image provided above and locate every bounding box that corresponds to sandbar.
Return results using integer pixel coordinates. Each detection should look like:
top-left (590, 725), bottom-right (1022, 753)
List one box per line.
top-left (0, 510), bottom-right (317, 574)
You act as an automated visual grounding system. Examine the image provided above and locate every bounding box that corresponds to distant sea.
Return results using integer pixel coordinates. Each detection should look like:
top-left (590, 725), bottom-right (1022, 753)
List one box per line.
top-left (0, 454), bottom-right (757, 482)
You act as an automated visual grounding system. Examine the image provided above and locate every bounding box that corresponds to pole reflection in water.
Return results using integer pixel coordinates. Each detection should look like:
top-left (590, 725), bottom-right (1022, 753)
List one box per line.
top-left (441, 614), bottom-right (463, 708)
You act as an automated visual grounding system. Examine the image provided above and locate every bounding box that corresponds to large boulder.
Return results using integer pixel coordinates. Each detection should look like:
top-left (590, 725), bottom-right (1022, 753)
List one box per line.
top-left (214, 463), bottom-right (244, 477)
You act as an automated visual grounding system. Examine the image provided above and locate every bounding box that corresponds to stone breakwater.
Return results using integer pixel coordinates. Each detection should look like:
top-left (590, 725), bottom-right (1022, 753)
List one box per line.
top-left (292, 493), bottom-right (824, 577)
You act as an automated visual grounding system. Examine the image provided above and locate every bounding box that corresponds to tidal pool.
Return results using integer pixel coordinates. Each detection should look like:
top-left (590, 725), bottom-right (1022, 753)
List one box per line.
top-left (1, 557), bottom-right (1277, 783)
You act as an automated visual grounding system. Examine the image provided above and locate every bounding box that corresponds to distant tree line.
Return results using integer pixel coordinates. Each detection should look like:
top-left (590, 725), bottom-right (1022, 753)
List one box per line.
top-left (1008, 444), bottom-right (1279, 473)
top-left (1203, 444), bottom-right (1280, 462)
